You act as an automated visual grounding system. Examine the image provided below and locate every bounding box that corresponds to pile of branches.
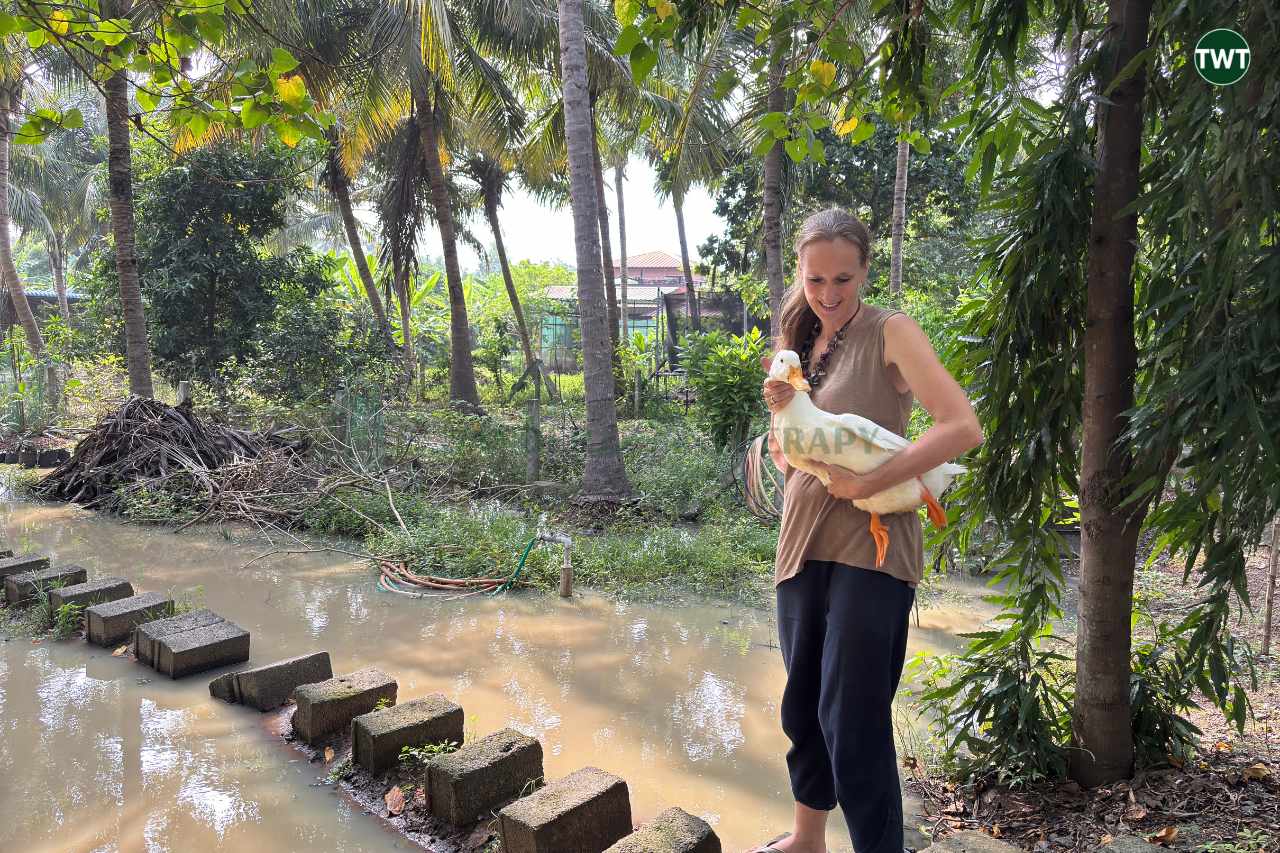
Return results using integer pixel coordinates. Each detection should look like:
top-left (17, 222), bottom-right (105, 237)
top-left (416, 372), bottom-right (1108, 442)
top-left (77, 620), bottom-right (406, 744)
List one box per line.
top-left (34, 396), bottom-right (318, 526)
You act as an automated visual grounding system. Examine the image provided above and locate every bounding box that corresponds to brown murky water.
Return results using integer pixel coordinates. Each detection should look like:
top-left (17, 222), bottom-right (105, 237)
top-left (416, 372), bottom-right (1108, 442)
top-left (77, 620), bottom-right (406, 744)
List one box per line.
top-left (0, 499), bottom-right (998, 852)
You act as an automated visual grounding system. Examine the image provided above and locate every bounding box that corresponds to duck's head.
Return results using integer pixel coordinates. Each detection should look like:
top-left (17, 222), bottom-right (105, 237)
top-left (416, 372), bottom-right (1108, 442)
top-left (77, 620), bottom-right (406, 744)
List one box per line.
top-left (767, 350), bottom-right (811, 392)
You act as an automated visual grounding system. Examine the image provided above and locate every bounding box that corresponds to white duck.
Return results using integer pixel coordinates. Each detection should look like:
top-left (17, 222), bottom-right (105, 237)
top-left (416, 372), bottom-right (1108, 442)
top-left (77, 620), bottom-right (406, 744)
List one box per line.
top-left (767, 349), bottom-right (965, 567)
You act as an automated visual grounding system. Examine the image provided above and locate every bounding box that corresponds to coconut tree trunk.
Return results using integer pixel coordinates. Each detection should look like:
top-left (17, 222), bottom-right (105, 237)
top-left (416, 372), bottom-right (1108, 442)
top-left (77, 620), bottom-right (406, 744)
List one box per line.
top-left (103, 62), bottom-right (154, 397)
top-left (890, 129), bottom-right (910, 296)
top-left (390, 253), bottom-right (415, 384)
top-left (615, 163), bottom-right (628, 340)
top-left (419, 103), bottom-right (480, 407)
top-left (557, 0), bottom-right (630, 499)
top-left (0, 86), bottom-right (44, 356)
top-left (763, 47), bottom-right (786, 344)
top-left (51, 237), bottom-right (70, 323)
top-left (328, 139), bottom-right (390, 340)
top-left (591, 118), bottom-right (619, 350)
top-left (674, 190), bottom-right (701, 332)
top-left (1070, 0), bottom-right (1155, 789)
top-left (482, 189), bottom-right (536, 374)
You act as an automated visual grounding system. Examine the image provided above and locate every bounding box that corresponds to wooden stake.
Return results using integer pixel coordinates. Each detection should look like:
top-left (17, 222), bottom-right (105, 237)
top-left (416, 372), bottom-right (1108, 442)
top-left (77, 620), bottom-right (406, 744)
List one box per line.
top-left (1263, 515), bottom-right (1279, 657)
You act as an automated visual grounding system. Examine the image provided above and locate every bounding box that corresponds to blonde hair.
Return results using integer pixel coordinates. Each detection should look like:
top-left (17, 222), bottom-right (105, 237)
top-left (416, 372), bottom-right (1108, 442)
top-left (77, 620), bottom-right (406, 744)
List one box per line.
top-left (778, 207), bottom-right (873, 352)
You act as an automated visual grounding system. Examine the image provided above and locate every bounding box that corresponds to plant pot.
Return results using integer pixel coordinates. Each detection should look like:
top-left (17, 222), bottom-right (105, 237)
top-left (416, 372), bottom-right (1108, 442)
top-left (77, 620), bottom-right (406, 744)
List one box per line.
top-left (37, 449), bottom-right (67, 467)
top-left (18, 448), bottom-right (39, 468)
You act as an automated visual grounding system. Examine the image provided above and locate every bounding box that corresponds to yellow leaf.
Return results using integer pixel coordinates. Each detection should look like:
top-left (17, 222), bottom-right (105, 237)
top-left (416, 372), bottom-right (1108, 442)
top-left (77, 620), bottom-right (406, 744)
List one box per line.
top-left (810, 59), bottom-right (837, 87)
top-left (112, 645), bottom-right (128, 657)
top-left (655, 0), bottom-right (675, 20)
top-left (1101, 834), bottom-right (1114, 845)
top-left (1145, 826), bottom-right (1178, 845)
top-left (323, 746), bottom-right (334, 763)
top-left (834, 115), bottom-right (860, 136)
top-left (49, 10), bottom-right (70, 35)
top-left (275, 74), bottom-right (308, 109)
top-left (385, 785), bottom-right (405, 816)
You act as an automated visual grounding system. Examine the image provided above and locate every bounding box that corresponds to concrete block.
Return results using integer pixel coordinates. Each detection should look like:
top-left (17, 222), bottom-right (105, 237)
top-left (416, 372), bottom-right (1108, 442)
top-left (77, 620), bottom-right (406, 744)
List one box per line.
top-left (134, 608), bottom-right (225, 667)
top-left (4, 565), bottom-right (88, 608)
top-left (0, 554), bottom-right (50, 587)
top-left (0, 548), bottom-right (12, 558)
top-left (209, 651), bottom-right (332, 711)
top-left (86, 592), bottom-right (174, 647)
top-left (292, 667), bottom-right (396, 744)
top-left (499, 766), bottom-right (631, 853)
top-left (604, 807), bottom-right (721, 853)
top-left (154, 620), bottom-right (250, 678)
top-left (925, 831), bottom-right (1022, 853)
top-left (429, 728), bottom-right (543, 826)
top-left (352, 694), bottom-right (463, 774)
top-left (48, 577), bottom-right (134, 614)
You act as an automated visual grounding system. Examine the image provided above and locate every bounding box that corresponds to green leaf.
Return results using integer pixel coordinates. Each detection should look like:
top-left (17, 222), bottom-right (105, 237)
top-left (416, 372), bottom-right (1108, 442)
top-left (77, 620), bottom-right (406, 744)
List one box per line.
top-left (275, 118), bottom-right (303, 148)
top-left (908, 132), bottom-right (931, 155)
top-left (25, 28), bottom-right (47, 48)
top-left (270, 47), bottom-right (299, 76)
top-left (629, 43), bottom-right (656, 83)
top-left (751, 134), bottom-right (776, 158)
top-left (61, 108), bottom-right (84, 129)
top-left (240, 100), bottom-right (269, 129)
top-left (135, 88), bottom-right (160, 112)
top-left (848, 118), bottom-right (875, 144)
top-left (0, 12), bottom-right (20, 35)
top-left (614, 24), bottom-right (643, 56)
top-left (784, 136), bottom-right (807, 163)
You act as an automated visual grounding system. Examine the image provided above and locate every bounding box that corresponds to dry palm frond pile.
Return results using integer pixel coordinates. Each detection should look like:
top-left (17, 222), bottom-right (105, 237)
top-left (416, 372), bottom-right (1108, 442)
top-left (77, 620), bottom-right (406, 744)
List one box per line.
top-left (34, 395), bottom-right (323, 527)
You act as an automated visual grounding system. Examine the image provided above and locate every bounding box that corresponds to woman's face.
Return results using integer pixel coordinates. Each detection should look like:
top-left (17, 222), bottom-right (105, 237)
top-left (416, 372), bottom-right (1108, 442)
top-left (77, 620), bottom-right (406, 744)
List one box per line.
top-left (800, 237), bottom-right (868, 328)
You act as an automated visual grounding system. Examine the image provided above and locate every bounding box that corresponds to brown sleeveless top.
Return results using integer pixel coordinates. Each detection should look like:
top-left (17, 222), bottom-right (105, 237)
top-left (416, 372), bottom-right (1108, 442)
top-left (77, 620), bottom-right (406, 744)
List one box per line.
top-left (774, 302), bottom-right (924, 588)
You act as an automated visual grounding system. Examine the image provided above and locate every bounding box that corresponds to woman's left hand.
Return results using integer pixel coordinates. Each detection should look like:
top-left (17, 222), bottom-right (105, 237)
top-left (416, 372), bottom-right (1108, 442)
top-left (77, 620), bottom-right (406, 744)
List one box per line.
top-left (814, 461), bottom-right (882, 500)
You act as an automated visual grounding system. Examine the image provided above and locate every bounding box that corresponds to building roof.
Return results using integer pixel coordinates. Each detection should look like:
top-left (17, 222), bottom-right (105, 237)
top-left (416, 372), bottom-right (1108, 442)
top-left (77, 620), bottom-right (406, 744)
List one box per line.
top-left (618, 250), bottom-right (683, 269)
top-left (544, 284), bottom-right (677, 302)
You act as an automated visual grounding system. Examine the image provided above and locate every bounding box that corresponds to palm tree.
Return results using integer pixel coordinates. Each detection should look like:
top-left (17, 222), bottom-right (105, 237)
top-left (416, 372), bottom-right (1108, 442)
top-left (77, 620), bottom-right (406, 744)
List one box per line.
top-left (0, 65), bottom-right (46, 355)
top-left (889, 128), bottom-right (910, 295)
top-left (557, 0), bottom-right (629, 498)
top-left (614, 161), bottom-right (628, 339)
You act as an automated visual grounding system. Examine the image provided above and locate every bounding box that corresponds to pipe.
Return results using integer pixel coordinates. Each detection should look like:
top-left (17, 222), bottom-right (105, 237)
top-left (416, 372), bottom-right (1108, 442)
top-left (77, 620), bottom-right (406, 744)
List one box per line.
top-left (540, 531), bottom-right (573, 598)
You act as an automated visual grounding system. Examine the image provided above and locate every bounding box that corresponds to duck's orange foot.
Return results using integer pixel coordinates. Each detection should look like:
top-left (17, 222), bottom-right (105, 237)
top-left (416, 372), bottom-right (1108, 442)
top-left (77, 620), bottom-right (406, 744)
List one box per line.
top-left (869, 512), bottom-right (889, 567)
top-left (918, 478), bottom-right (948, 528)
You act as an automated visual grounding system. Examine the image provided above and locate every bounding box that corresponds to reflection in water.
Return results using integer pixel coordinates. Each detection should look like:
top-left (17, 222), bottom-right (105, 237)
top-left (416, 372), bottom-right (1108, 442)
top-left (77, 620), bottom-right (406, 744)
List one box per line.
top-left (0, 500), bottom-right (997, 852)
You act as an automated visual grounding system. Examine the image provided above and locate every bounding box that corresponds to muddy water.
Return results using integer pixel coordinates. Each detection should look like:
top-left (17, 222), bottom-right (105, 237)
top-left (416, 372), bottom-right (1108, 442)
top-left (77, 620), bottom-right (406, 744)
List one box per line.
top-left (0, 500), bottom-right (998, 852)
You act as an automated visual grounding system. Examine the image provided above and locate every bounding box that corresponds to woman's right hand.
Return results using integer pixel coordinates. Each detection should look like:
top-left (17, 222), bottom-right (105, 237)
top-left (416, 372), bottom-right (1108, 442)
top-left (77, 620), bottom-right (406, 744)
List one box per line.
top-left (762, 379), bottom-right (794, 415)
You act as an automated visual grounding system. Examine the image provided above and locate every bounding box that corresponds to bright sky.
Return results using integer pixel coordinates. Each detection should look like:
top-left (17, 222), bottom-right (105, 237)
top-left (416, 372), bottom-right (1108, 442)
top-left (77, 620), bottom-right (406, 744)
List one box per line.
top-left (414, 158), bottom-right (725, 272)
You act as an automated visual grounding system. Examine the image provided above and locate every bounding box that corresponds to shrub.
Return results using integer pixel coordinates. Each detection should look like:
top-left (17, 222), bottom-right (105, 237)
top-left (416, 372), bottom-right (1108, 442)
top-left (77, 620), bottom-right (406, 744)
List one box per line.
top-left (680, 327), bottom-right (768, 450)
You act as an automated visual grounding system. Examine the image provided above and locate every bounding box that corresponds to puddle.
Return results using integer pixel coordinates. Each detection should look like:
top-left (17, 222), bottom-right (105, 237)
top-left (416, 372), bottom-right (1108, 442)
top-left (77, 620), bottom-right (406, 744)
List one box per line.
top-left (0, 500), bottom-right (999, 852)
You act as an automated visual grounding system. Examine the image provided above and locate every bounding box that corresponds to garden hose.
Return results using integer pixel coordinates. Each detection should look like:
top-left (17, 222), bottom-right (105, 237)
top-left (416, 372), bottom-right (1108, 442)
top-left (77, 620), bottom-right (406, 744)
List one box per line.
top-left (376, 535), bottom-right (540, 599)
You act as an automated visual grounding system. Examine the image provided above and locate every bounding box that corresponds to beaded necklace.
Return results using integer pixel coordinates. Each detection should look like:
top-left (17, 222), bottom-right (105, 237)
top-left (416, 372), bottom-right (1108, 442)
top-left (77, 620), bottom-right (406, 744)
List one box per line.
top-left (799, 300), bottom-right (864, 390)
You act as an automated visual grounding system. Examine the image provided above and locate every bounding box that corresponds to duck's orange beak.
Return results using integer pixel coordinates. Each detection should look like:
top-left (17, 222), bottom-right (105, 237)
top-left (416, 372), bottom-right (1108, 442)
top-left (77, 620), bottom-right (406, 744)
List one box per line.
top-left (787, 366), bottom-right (811, 392)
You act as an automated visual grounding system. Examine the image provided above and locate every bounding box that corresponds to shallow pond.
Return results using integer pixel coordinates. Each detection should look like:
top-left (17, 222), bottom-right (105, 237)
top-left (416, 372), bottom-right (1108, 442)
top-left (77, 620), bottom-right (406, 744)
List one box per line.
top-left (0, 499), bottom-right (998, 852)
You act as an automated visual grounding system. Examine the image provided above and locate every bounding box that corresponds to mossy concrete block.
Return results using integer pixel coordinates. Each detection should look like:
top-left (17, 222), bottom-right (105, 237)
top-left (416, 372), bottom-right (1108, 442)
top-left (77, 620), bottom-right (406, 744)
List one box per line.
top-left (604, 807), bottom-right (721, 853)
top-left (0, 554), bottom-right (50, 588)
top-left (499, 766), bottom-right (631, 853)
top-left (86, 592), bottom-right (174, 646)
top-left (48, 577), bottom-right (134, 614)
top-left (429, 728), bottom-right (544, 826)
top-left (292, 667), bottom-right (397, 745)
top-left (352, 694), bottom-right (463, 774)
top-left (135, 608), bottom-right (225, 667)
top-left (210, 651), bottom-right (332, 711)
top-left (4, 565), bottom-right (88, 608)
top-left (155, 620), bottom-right (250, 678)
top-left (924, 831), bottom-right (1022, 853)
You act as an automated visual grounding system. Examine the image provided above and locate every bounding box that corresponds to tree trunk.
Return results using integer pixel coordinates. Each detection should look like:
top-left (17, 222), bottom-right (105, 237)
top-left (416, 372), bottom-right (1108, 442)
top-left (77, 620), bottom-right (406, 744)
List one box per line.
top-left (0, 86), bottom-right (45, 356)
top-left (51, 238), bottom-right (70, 323)
top-left (419, 104), bottom-right (480, 407)
top-left (557, 0), bottom-right (630, 499)
top-left (1263, 516), bottom-right (1279, 657)
top-left (391, 255), bottom-right (415, 385)
top-left (763, 46), bottom-right (786, 345)
top-left (615, 163), bottom-right (628, 340)
top-left (329, 139), bottom-right (390, 341)
top-left (590, 118), bottom-right (619, 350)
top-left (1070, 0), bottom-right (1155, 789)
top-left (482, 189), bottom-right (536, 374)
top-left (890, 129), bottom-right (910, 296)
top-left (104, 63), bottom-right (154, 397)
top-left (675, 191), bottom-right (701, 332)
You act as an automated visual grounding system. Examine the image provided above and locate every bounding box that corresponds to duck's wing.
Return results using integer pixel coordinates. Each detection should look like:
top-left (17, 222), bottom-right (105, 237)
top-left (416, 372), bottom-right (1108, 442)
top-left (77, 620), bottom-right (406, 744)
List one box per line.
top-left (831, 412), bottom-right (911, 454)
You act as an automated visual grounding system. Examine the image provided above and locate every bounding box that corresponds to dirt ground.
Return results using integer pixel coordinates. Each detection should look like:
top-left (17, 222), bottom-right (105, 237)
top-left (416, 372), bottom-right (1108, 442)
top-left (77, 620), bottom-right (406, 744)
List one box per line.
top-left (906, 529), bottom-right (1280, 853)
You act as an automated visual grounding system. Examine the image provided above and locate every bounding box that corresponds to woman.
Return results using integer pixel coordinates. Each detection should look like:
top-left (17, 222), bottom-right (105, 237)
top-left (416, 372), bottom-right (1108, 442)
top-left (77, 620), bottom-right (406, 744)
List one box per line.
top-left (753, 208), bottom-right (982, 853)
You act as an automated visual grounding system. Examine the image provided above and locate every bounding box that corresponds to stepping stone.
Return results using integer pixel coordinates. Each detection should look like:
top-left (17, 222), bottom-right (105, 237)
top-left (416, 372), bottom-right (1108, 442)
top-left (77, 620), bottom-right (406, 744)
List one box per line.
top-left (0, 554), bottom-right (50, 587)
top-left (352, 694), bottom-right (464, 774)
top-left (604, 807), bottom-right (721, 853)
top-left (499, 766), bottom-right (631, 853)
top-left (135, 609), bottom-right (225, 667)
top-left (209, 651), bottom-right (332, 711)
top-left (291, 667), bottom-right (397, 745)
top-left (429, 728), bottom-right (544, 826)
top-left (154, 620), bottom-right (250, 679)
top-left (0, 548), bottom-right (12, 558)
top-left (4, 565), bottom-right (88, 608)
top-left (86, 592), bottom-right (174, 647)
top-left (924, 831), bottom-right (1022, 853)
top-left (48, 577), bottom-right (134, 614)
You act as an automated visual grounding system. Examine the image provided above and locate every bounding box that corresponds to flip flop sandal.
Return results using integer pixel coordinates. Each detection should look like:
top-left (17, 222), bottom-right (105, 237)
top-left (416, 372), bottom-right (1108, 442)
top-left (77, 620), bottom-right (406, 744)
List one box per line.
top-left (751, 831), bottom-right (791, 853)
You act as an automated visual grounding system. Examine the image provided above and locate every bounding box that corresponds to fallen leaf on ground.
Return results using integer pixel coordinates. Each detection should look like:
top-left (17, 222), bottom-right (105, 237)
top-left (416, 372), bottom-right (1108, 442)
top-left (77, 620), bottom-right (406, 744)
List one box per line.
top-left (413, 788), bottom-right (426, 809)
top-left (112, 645), bottom-right (128, 657)
top-left (385, 785), bottom-right (405, 816)
top-left (1123, 805), bottom-right (1149, 821)
top-left (1243, 763), bottom-right (1271, 781)
top-left (1146, 826), bottom-right (1178, 845)
top-left (323, 746), bottom-right (334, 763)
top-left (1100, 834), bottom-right (1114, 845)
top-left (989, 825), bottom-right (1003, 838)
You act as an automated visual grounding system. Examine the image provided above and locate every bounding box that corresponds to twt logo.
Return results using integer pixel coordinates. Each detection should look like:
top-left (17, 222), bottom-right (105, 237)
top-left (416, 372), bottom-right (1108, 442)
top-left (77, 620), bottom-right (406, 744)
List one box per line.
top-left (1195, 29), bottom-right (1250, 86)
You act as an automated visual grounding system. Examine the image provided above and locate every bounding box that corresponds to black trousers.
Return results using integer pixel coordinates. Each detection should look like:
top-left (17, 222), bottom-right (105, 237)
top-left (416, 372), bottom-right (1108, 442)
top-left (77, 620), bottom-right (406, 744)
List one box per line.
top-left (776, 560), bottom-right (915, 853)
